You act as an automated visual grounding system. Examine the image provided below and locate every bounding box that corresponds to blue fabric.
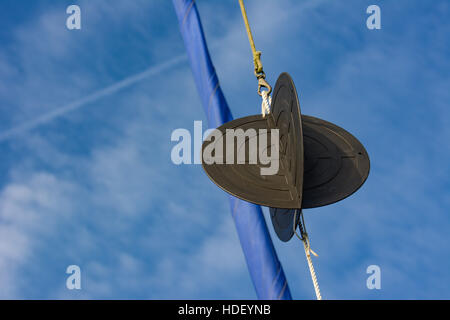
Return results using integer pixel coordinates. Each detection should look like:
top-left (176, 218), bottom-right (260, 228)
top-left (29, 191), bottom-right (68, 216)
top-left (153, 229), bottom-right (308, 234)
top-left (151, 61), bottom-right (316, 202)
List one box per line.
top-left (173, 0), bottom-right (292, 300)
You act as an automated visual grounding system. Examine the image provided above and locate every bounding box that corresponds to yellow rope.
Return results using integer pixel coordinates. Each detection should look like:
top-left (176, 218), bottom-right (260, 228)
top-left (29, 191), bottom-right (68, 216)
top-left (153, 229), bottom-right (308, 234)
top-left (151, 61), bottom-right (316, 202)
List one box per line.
top-left (238, 0), bottom-right (271, 96)
top-left (238, 0), bottom-right (263, 75)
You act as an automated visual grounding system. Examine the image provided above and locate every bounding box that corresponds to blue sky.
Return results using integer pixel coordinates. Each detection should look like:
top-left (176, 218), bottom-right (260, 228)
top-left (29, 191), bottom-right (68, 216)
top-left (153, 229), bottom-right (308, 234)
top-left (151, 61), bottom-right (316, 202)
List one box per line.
top-left (0, 0), bottom-right (448, 299)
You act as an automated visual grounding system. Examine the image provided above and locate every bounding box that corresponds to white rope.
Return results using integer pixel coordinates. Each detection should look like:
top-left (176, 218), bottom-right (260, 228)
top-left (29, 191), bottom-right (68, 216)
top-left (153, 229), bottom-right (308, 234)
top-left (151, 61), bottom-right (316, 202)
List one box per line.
top-left (294, 211), bottom-right (322, 300)
top-left (261, 90), bottom-right (271, 117)
top-left (302, 235), bottom-right (322, 300)
top-left (260, 89), bottom-right (321, 300)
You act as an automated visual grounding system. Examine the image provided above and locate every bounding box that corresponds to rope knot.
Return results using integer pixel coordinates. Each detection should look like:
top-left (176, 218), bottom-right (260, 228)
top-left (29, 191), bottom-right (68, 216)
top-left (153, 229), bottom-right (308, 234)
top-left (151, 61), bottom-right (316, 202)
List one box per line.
top-left (302, 233), bottom-right (319, 258)
top-left (253, 51), bottom-right (263, 75)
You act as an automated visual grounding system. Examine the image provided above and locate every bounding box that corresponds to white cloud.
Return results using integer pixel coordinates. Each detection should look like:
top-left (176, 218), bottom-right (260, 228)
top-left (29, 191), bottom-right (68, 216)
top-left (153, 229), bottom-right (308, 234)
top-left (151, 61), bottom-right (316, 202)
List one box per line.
top-left (0, 172), bottom-right (76, 298)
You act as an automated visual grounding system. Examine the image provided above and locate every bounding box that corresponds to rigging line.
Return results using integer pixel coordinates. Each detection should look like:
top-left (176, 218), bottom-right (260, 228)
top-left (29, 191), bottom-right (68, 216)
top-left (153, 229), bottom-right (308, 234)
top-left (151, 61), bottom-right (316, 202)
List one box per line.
top-left (238, 0), bottom-right (259, 72)
top-left (261, 90), bottom-right (271, 117)
top-left (238, 0), bottom-right (271, 96)
top-left (294, 210), bottom-right (322, 300)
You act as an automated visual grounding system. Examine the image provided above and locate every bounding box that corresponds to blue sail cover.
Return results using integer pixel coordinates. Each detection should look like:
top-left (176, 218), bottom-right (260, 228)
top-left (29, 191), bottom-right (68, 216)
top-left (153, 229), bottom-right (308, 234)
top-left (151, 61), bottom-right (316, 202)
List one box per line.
top-left (173, 0), bottom-right (292, 300)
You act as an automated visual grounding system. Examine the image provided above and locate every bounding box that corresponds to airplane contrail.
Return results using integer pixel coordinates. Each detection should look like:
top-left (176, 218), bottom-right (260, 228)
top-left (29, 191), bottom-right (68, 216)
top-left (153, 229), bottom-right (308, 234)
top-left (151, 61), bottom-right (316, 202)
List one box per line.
top-left (0, 54), bottom-right (187, 142)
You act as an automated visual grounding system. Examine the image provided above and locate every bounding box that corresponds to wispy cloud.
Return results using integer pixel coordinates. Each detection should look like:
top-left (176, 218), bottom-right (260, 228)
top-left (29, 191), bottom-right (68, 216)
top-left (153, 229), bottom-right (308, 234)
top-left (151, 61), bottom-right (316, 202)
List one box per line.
top-left (0, 54), bottom-right (186, 142)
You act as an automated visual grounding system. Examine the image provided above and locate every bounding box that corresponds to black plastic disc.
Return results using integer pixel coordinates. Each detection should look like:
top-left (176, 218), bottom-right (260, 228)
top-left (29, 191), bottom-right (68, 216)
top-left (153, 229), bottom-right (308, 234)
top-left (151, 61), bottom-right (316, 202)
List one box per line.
top-left (269, 115), bottom-right (370, 241)
top-left (201, 72), bottom-right (304, 209)
top-left (268, 72), bottom-right (304, 208)
top-left (300, 115), bottom-right (370, 208)
top-left (202, 72), bottom-right (370, 215)
top-left (269, 207), bottom-right (299, 242)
